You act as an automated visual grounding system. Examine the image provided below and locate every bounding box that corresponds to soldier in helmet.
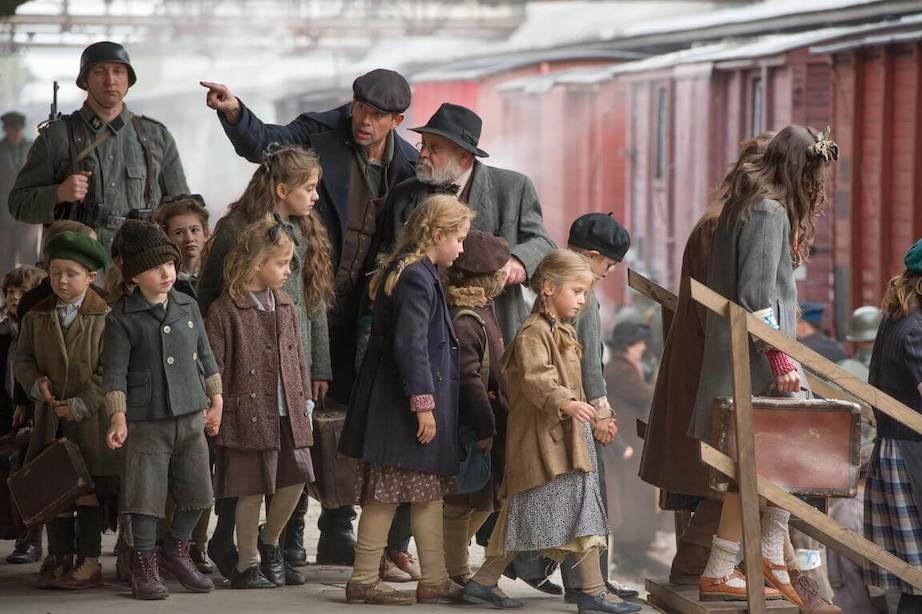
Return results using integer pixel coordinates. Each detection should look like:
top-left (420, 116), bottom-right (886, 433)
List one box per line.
top-left (837, 306), bottom-right (882, 382)
top-left (9, 41), bottom-right (189, 256)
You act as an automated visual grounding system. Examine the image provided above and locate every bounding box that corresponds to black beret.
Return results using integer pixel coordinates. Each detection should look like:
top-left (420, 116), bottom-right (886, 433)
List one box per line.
top-left (452, 230), bottom-right (510, 275)
top-left (1, 112), bottom-right (26, 128)
top-left (568, 212), bottom-right (631, 262)
top-left (352, 69), bottom-right (411, 114)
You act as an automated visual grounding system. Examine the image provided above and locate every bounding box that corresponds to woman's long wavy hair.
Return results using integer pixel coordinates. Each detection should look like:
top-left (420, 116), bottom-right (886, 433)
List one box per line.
top-left (370, 195), bottom-right (474, 298)
top-left (724, 125), bottom-right (838, 268)
top-left (881, 270), bottom-right (922, 320)
top-left (204, 144), bottom-right (333, 314)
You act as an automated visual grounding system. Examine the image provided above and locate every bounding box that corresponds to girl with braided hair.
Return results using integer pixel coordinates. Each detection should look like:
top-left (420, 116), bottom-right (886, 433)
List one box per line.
top-left (340, 194), bottom-right (473, 606)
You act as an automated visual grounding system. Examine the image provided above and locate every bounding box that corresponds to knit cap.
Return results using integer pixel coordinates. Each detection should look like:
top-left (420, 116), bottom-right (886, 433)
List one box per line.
top-left (46, 231), bottom-right (107, 272)
top-left (116, 220), bottom-right (182, 281)
top-left (905, 238), bottom-right (922, 274)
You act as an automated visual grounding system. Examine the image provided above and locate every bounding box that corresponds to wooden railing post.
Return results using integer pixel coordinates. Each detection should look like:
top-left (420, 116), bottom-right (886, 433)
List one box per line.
top-left (728, 303), bottom-right (767, 612)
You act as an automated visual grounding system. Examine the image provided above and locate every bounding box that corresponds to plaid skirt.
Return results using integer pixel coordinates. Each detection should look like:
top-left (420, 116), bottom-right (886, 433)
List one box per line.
top-left (863, 439), bottom-right (922, 595)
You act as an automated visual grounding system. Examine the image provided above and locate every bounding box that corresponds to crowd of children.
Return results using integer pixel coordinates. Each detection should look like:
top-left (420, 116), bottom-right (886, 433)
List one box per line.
top-left (2, 121), bottom-right (920, 614)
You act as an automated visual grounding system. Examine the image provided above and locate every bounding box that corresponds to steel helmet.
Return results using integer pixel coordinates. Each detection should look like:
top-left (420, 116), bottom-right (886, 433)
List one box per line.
top-left (77, 41), bottom-right (137, 90)
top-left (846, 306), bottom-right (882, 342)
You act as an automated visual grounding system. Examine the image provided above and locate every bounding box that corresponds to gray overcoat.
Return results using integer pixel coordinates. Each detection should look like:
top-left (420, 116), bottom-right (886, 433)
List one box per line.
top-left (690, 198), bottom-right (809, 440)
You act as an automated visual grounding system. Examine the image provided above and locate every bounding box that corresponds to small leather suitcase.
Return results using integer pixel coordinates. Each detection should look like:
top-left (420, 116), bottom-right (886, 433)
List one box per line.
top-left (0, 428), bottom-right (30, 539)
top-left (8, 439), bottom-right (93, 527)
top-left (308, 398), bottom-right (360, 509)
top-left (709, 396), bottom-right (862, 497)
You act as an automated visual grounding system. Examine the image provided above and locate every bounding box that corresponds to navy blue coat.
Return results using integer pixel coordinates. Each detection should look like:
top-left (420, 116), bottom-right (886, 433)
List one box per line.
top-left (339, 258), bottom-right (460, 476)
top-left (217, 102), bottom-right (417, 265)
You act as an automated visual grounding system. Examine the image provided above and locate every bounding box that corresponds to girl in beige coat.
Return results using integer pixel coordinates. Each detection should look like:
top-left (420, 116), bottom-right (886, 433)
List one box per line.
top-left (463, 250), bottom-right (636, 614)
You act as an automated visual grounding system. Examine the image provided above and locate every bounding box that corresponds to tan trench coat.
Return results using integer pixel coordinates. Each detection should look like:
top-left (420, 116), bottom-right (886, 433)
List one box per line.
top-left (499, 313), bottom-right (593, 498)
top-left (15, 289), bottom-right (122, 478)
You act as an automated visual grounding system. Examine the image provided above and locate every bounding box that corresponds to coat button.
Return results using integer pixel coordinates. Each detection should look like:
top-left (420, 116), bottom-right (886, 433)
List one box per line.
top-left (166, 356), bottom-right (174, 365)
top-left (249, 392), bottom-right (257, 399)
top-left (249, 369), bottom-right (256, 376)
top-left (188, 321), bottom-right (194, 328)
top-left (163, 325), bottom-right (171, 333)
top-left (192, 352), bottom-right (198, 360)
top-left (251, 416), bottom-right (257, 423)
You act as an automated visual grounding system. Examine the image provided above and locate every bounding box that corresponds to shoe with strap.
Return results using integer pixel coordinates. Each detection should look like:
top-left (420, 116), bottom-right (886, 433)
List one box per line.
top-left (345, 580), bottom-right (417, 605)
top-left (386, 550), bottom-right (421, 581)
top-left (791, 569), bottom-right (841, 613)
top-left (700, 569), bottom-right (784, 601)
top-left (417, 579), bottom-right (469, 604)
top-left (762, 557), bottom-right (806, 607)
top-left (463, 579), bottom-right (525, 609)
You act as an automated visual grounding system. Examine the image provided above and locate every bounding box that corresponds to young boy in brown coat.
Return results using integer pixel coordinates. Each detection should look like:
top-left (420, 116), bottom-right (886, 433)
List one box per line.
top-left (15, 232), bottom-right (120, 589)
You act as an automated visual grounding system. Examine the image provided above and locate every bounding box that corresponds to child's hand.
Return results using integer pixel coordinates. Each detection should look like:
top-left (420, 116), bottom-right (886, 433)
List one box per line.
top-left (36, 377), bottom-right (55, 404)
top-left (416, 411), bottom-right (436, 444)
top-left (11, 405), bottom-right (28, 430)
top-left (204, 395), bottom-right (223, 436)
top-left (53, 400), bottom-right (75, 421)
top-left (561, 401), bottom-right (595, 424)
top-left (107, 413), bottom-right (128, 449)
top-left (311, 380), bottom-right (329, 402)
top-left (593, 417), bottom-right (612, 445)
top-left (477, 437), bottom-right (493, 455)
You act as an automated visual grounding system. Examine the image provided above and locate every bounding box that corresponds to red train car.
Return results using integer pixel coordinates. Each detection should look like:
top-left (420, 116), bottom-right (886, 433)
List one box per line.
top-left (818, 25), bottom-right (922, 333)
top-left (408, 48), bottom-right (638, 158)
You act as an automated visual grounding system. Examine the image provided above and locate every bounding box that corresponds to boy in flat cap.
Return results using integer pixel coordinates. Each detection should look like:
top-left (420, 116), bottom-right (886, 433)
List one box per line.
top-left (103, 221), bottom-right (222, 600)
top-left (561, 212), bottom-right (638, 603)
top-left (202, 69), bottom-right (417, 566)
top-left (442, 230), bottom-right (512, 586)
top-left (14, 231), bottom-right (120, 590)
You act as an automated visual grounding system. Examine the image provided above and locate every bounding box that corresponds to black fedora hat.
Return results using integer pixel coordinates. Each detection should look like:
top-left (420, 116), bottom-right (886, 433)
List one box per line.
top-left (410, 103), bottom-right (488, 158)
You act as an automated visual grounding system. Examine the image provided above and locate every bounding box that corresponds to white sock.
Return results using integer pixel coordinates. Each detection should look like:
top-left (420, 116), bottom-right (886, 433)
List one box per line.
top-left (761, 507), bottom-right (791, 584)
top-left (702, 537), bottom-right (745, 587)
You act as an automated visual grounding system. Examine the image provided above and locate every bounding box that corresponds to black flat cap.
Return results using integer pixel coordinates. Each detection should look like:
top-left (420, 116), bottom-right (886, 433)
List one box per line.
top-left (410, 103), bottom-right (488, 158)
top-left (568, 212), bottom-right (630, 262)
top-left (1, 112), bottom-right (26, 128)
top-left (352, 69), bottom-right (411, 114)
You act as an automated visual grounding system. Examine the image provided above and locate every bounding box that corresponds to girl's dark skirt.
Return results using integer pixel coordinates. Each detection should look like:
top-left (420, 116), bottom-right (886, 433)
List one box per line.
top-left (213, 416), bottom-right (313, 499)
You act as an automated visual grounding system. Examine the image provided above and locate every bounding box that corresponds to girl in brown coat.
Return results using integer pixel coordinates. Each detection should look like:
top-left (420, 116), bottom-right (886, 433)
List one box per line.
top-left (204, 216), bottom-right (314, 590)
top-left (464, 250), bottom-right (636, 614)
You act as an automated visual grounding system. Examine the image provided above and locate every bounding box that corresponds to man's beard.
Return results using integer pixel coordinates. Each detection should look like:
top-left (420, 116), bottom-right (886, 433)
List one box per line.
top-left (416, 156), bottom-right (465, 186)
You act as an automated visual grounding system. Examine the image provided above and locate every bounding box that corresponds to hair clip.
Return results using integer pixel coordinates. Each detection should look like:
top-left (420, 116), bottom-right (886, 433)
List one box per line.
top-left (807, 126), bottom-right (839, 162)
top-left (259, 142), bottom-right (286, 171)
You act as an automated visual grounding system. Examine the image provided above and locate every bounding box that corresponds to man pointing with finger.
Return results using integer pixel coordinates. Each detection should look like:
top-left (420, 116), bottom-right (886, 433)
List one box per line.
top-left (10, 41), bottom-right (189, 255)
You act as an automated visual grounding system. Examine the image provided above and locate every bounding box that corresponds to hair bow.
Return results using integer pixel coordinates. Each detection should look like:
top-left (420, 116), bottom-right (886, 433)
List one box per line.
top-left (807, 126), bottom-right (839, 162)
top-left (269, 212), bottom-right (296, 243)
top-left (259, 142), bottom-right (285, 171)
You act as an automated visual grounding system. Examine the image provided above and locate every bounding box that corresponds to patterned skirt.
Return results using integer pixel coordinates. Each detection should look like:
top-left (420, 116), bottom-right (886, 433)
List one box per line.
top-left (355, 463), bottom-right (455, 505)
top-left (501, 422), bottom-right (609, 554)
top-left (863, 439), bottom-right (922, 595)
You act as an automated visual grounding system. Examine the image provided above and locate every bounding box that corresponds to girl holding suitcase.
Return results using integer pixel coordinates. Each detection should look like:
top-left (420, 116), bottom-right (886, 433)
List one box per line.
top-left (690, 126), bottom-right (839, 604)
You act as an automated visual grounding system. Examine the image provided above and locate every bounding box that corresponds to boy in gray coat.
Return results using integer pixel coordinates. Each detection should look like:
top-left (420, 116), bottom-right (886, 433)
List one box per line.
top-left (104, 221), bottom-right (223, 600)
top-left (564, 212), bottom-right (637, 604)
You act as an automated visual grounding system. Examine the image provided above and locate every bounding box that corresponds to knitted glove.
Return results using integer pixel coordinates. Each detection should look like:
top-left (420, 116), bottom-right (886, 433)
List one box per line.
top-left (765, 348), bottom-right (797, 377)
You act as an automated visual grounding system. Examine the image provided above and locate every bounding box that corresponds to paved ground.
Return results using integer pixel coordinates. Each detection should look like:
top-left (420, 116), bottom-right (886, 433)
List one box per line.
top-left (0, 505), bottom-right (666, 613)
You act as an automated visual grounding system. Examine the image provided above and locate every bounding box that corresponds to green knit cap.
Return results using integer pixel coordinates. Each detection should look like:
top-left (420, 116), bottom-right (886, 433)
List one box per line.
top-left (47, 231), bottom-right (107, 272)
top-left (906, 238), bottom-right (922, 275)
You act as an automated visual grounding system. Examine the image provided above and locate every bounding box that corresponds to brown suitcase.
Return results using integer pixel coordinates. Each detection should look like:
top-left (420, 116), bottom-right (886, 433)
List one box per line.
top-left (709, 396), bottom-right (862, 498)
top-left (308, 398), bottom-right (360, 509)
top-left (8, 439), bottom-right (93, 527)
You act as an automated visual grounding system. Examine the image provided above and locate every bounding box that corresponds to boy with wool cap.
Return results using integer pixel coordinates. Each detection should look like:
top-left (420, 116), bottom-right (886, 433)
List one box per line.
top-left (103, 221), bottom-right (222, 600)
top-left (14, 232), bottom-right (121, 590)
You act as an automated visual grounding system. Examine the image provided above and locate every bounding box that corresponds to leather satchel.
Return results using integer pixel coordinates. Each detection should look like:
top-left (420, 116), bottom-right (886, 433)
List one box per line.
top-left (709, 396), bottom-right (862, 498)
top-left (308, 398), bottom-right (360, 509)
top-left (8, 438), bottom-right (93, 527)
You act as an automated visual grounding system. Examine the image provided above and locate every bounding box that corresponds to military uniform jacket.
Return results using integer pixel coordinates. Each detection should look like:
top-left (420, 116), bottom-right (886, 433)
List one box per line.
top-left (103, 287), bottom-right (219, 423)
top-left (9, 103), bottom-right (189, 251)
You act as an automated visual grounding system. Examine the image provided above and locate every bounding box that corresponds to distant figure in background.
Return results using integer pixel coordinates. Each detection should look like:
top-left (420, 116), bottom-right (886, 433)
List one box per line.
top-left (0, 112), bottom-right (41, 268)
top-left (837, 305), bottom-right (882, 382)
top-left (796, 302), bottom-right (847, 363)
top-left (603, 321), bottom-right (663, 578)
